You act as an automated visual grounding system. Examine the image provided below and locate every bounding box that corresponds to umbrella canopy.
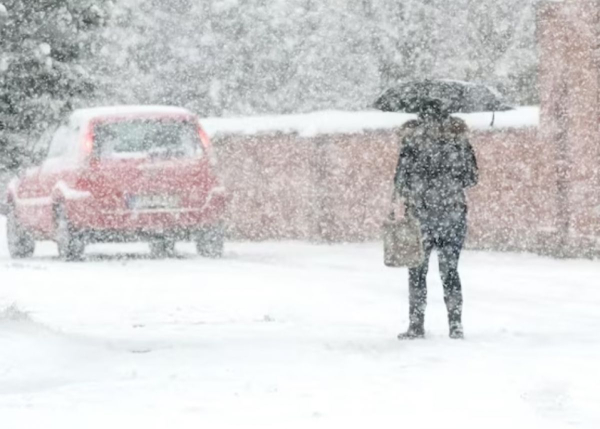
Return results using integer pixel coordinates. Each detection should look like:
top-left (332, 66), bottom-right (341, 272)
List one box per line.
top-left (373, 79), bottom-right (513, 114)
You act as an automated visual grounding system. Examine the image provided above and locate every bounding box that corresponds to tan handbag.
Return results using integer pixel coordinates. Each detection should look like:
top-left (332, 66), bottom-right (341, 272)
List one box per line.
top-left (383, 195), bottom-right (424, 268)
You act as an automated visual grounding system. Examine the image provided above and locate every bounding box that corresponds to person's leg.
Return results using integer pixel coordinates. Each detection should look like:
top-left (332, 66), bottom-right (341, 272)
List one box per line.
top-left (399, 235), bottom-right (433, 339)
top-left (438, 218), bottom-right (467, 338)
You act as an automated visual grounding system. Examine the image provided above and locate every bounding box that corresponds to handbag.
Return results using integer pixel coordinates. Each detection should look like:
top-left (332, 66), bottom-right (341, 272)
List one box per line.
top-left (383, 193), bottom-right (424, 268)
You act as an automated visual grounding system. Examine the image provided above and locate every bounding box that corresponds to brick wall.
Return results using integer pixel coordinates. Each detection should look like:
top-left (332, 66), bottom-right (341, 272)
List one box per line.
top-left (213, 126), bottom-right (595, 256)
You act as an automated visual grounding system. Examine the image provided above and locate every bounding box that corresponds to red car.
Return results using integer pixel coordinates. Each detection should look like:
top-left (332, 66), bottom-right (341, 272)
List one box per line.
top-left (5, 106), bottom-right (227, 260)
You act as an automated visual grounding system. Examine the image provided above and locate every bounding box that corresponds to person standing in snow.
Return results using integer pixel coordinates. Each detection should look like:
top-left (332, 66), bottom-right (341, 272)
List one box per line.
top-left (394, 99), bottom-right (478, 339)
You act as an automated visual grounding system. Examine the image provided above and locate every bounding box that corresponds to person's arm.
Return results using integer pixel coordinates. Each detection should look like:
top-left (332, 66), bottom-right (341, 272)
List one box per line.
top-left (460, 137), bottom-right (479, 189)
top-left (394, 137), bottom-right (415, 198)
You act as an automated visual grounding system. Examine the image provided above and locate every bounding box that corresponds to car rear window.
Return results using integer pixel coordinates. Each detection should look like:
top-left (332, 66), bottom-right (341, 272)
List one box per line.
top-left (94, 119), bottom-right (202, 159)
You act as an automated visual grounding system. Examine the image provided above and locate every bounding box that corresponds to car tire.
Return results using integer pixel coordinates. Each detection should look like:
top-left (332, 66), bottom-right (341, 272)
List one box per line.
top-left (55, 204), bottom-right (85, 261)
top-left (149, 240), bottom-right (176, 258)
top-left (196, 225), bottom-right (224, 258)
top-left (6, 205), bottom-right (35, 259)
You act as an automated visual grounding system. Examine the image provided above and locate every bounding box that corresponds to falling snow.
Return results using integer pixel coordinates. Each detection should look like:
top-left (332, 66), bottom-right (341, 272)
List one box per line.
top-left (1, 0), bottom-right (599, 428)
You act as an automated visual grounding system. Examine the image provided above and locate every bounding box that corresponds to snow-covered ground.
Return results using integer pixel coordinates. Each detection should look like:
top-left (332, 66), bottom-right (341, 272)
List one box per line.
top-left (1, 218), bottom-right (599, 429)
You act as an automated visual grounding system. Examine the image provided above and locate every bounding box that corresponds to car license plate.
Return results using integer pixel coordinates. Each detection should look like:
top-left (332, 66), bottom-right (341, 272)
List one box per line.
top-left (128, 195), bottom-right (180, 210)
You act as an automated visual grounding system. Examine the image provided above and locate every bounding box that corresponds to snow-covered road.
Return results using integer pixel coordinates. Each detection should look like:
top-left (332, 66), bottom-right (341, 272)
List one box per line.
top-left (1, 218), bottom-right (599, 429)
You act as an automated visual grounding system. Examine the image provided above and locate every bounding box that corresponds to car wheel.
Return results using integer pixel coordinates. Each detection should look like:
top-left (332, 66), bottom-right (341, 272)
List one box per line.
top-left (6, 205), bottom-right (35, 259)
top-left (149, 240), bottom-right (176, 258)
top-left (55, 205), bottom-right (85, 261)
top-left (196, 225), bottom-right (224, 258)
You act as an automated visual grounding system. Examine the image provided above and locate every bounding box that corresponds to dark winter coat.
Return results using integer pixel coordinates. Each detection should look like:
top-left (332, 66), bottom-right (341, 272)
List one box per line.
top-left (394, 117), bottom-right (478, 229)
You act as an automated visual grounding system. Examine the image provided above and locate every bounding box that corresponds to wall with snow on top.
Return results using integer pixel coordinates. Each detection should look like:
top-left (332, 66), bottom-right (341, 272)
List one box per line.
top-left (207, 106), bottom-right (597, 257)
top-left (202, 107), bottom-right (539, 138)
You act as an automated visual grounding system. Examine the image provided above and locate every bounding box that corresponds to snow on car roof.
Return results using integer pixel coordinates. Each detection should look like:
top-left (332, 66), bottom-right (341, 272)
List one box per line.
top-left (201, 106), bottom-right (539, 138)
top-left (70, 105), bottom-right (195, 125)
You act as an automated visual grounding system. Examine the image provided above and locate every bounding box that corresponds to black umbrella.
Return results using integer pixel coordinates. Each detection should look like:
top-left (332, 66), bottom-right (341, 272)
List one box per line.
top-left (373, 79), bottom-right (513, 114)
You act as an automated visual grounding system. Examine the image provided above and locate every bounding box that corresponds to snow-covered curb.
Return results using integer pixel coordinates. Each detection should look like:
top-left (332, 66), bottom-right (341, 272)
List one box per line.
top-left (202, 106), bottom-right (539, 138)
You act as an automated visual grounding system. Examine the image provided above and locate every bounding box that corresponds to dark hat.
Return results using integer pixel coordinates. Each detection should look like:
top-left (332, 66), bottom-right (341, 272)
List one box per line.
top-left (418, 98), bottom-right (448, 120)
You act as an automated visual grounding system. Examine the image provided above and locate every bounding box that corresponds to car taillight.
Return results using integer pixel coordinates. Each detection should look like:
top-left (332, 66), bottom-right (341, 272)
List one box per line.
top-left (198, 125), bottom-right (211, 150)
top-left (198, 124), bottom-right (217, 166)
top-left (82, 124), bottom-right (94, 158)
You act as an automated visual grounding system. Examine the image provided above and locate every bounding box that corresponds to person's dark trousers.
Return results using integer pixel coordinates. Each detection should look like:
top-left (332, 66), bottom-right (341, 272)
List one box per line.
top-left (408, 214), bottom-right (467, 332)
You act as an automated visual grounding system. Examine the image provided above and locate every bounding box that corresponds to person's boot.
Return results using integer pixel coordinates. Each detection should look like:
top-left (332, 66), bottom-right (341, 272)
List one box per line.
top-left (397, 324), bottom-right (425, 340)
top-left (398, 311), bottom-right (425, 340)
top-left (448, 309), bottom-right (464, 339)
top-left (449, 321), bottom-right (464, 339)
top-left (402, 269), bottom-right (427, 340)
top-left (445, 287), bottom-right (463, 339)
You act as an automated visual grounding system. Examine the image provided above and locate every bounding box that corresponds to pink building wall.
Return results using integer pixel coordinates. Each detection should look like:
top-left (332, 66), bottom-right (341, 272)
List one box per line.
top-left (214, 126), bottom-right (574, 255)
